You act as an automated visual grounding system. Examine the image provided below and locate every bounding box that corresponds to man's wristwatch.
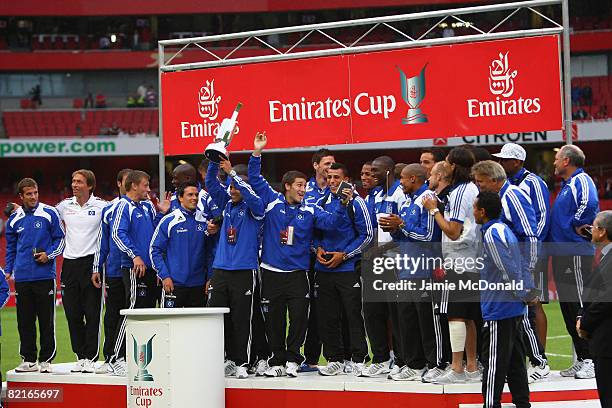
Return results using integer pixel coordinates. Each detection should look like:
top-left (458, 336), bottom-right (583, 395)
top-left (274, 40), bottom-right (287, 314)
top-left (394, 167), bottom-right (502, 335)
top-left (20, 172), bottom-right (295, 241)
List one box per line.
top-left (429, 208), bottom-right (440, 216)
top-left (228, 169), bottom-right (237, 178)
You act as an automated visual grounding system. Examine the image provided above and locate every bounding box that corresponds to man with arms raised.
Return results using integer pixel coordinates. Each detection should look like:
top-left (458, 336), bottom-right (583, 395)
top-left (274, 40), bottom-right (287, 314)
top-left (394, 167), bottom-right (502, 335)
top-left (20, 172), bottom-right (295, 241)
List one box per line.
top-left (248, 133), bottom-right (348, 378)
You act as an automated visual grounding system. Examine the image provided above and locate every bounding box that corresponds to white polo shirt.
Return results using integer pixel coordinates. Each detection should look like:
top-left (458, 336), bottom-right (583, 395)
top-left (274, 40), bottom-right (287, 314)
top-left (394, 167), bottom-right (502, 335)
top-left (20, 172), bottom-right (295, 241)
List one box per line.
top-left (56, 195), bottom-right (107, 259)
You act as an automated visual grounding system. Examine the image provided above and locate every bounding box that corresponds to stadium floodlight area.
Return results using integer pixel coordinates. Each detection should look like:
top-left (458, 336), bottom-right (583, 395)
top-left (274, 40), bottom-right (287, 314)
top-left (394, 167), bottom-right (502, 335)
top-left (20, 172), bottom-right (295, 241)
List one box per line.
top-left (157, 0), bottom-right (571, 192)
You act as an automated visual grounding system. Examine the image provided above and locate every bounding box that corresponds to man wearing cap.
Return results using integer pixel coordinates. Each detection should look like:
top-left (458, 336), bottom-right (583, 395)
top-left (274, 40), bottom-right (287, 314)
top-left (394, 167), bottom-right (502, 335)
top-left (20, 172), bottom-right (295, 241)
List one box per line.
top-left (493, 143), bottom-right (551, 383)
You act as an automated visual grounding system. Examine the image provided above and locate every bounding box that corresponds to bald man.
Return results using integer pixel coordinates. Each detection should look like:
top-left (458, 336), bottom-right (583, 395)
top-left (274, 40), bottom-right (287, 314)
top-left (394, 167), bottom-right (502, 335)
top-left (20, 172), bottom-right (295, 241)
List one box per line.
top-left (425, 161), bottom-right (453, 380)
top-left (172, 163), bottom-right (197, 189)
top-left (383, 164), bottom-right (442, 380)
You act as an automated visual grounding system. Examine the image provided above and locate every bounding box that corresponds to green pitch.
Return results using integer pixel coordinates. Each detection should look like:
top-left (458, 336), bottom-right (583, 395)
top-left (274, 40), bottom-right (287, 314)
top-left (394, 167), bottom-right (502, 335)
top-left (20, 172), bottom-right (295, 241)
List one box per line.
top-left (1, 303), bottom-right (574, 378)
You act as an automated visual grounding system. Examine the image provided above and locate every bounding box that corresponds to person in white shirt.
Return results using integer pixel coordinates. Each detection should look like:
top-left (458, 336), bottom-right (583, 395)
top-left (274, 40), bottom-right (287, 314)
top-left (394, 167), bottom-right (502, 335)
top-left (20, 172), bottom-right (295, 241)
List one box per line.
top-left (423, 147), bottom-right (482, 384)
top-left (56, 169), bottom-right (107, 374)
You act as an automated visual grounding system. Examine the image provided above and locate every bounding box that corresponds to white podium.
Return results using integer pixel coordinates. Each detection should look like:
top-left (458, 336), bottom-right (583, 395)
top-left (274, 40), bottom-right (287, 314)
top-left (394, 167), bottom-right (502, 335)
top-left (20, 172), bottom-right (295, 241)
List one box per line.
top-left (121, 307), bottom-right (229, 408)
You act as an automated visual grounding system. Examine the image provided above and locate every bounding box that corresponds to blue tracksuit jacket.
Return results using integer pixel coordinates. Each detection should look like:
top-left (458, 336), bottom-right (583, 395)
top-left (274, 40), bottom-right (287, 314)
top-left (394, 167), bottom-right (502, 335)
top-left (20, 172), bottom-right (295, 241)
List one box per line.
top-left (314, 192), bottom-right (373, 273)
top-left (480, 219), bottom-right (532, 321)
top-left (509, 168), bottom-right (550, 242)
top-left (5, 203), bottom-right (65, 282)
top-left (549, 168), bottom-right (599, 256)
top-left (499, 181), bottom-right (539, 275)
top-left (93, 197), bottom-right (122, 278)
top-left (150, 206), bottom-right (209, 286)
top-left (248, 154), bottom-right (344, 272)
top-left (206, 162), bottom-right (264, 272)
top-left (111, 197), bottom-right (160, 269)
top-left (392, 184), bottom-right (441, 279)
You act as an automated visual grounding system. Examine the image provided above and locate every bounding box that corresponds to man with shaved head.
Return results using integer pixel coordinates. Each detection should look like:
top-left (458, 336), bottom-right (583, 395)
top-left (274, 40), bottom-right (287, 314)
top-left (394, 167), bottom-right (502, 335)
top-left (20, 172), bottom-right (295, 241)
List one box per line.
top-left (165, 162), bottom-right (221, 232)
top-left (172, 163), bottom-right (197, 189)
top-left (425, 160), bottom-right (453, 379)
top-left (383, 164), bottom-right (442, 380)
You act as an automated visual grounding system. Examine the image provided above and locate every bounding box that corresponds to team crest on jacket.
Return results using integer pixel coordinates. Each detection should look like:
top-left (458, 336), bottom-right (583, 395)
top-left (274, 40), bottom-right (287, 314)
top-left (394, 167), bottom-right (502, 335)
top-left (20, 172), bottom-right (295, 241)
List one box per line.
top-left (34, 221), bottom-right (42, 229)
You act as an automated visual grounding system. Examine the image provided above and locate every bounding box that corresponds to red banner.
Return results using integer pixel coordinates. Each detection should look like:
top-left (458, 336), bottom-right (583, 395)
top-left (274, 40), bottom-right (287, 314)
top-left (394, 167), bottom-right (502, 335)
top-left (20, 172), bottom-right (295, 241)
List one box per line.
top-left (161, 35), bottom-right (562, 156)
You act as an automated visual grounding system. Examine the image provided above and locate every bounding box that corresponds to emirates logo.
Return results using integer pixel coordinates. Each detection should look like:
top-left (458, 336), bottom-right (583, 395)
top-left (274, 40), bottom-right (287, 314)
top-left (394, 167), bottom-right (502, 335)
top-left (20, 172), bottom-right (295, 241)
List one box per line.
top-left (488, 52), bottom-right (517, 98)
top-left (198, 80), bottom-right (221, 120)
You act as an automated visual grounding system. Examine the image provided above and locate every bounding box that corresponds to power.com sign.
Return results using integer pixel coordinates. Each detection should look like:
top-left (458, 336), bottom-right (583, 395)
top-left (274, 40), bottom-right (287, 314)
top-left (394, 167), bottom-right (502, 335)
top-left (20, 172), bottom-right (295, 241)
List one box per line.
top-left (161, 35), bottom-right (562, 156)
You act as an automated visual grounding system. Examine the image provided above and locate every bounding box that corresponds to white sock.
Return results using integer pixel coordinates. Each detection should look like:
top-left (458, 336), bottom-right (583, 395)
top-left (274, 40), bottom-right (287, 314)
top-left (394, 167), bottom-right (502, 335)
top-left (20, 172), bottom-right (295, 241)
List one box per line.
top-left (449, 321), bottom-right (467, 353)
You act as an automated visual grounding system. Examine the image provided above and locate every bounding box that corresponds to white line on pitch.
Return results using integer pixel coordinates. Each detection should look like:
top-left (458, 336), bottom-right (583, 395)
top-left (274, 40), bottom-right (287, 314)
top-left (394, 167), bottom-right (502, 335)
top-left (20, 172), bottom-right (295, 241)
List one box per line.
top-left (547, 335), bottom-right (570, 340)
top-left (547, 353), bottom-right (572, 358)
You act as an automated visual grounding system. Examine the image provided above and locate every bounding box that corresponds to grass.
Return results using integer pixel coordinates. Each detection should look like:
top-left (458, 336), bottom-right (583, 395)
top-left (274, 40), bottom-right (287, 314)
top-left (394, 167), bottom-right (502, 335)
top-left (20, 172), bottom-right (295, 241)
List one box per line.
top-left (0, 303), bottom-right (573, 379)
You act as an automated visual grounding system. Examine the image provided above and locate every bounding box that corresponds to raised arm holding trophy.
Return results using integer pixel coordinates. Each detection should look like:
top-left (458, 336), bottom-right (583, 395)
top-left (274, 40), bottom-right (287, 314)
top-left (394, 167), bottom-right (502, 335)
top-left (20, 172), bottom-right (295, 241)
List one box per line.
top-left (205, 102), bottom-right (243, 163)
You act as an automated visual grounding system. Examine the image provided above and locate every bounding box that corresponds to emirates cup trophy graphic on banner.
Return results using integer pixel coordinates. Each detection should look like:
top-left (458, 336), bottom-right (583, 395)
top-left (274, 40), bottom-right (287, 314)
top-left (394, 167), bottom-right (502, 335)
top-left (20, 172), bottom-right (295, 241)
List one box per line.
top-left (205, 102), bottom-right (243, 163)
top-left (397, 64), bottom-right (428, 124)
top-left (133, 334), bottom-right (155, 381)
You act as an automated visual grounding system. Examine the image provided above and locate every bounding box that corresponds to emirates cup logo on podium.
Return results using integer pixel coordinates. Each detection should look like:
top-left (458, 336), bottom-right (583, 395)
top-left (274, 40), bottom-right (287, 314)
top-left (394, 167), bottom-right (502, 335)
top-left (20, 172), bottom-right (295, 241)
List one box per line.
top-left (132, 334), bottom-right (156, 381)
top-left (397, 64), bottom-right (428, 124)
top-left (198, 80), bottom-right (222, 120)
top-left (488, 52), bottom-right (517, 98)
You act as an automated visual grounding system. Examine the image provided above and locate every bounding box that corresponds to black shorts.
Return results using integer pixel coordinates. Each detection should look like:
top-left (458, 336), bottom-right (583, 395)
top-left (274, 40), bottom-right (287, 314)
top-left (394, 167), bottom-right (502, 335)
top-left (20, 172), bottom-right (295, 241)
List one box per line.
top-left (445, 271), bottom-right (481, 321)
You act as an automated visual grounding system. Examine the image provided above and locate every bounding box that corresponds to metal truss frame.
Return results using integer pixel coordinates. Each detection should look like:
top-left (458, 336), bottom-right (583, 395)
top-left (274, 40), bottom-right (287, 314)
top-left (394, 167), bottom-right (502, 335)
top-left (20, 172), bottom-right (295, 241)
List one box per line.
top-left (157, 0), bottom-right (571, 191)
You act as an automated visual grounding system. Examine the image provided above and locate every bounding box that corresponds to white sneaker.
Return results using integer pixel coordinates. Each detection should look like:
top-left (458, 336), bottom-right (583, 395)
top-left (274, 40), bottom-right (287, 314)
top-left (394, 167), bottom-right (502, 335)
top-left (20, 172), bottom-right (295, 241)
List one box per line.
top-left (359, 362), bottom-right (390, 377)
top-left (344, 360), bottom-right (354, 374)
top-left (422, 366), bottom-right (448, 383)
top-left (465, 369), bottom-right (482, 383)
top-left (433, 369), bottom-right (467, 384)
top-left (387, 364), bottom-right (402, 379)
top-left (560, 360), bottom-right (584, 377)
top-left (391, 366), bottom-right (426, 381)
top-left (15, 362), bottom-right (39, 372)
top-left (318, 361), bottom-right (345, 376)
top-left (225, 360), bottom-right (237, 377)
top-left (82, 359), bottom-right (95, 374)
top-left (264, 365), bottom-right (287, 377)
top-left (110, 358), bottom-right (127, 377)
top-left (286, 362), bottom-right (299, 378)
top-left (575, 359), bottom-right (595, 379)
top-left (95, 362), bottom-right (113, 374)
top-left (39, 362), bottom-right (52, 373)
top-left (235, 366), bottom-right (249, 379)
top-left (352, 362), bottom-right (366, 376)
top-left (527, 363), bottom-right (550, 383)
top-left (255, 359), bottom-right (269, 376)
top-left (71, 359), bottom-right (86, 373)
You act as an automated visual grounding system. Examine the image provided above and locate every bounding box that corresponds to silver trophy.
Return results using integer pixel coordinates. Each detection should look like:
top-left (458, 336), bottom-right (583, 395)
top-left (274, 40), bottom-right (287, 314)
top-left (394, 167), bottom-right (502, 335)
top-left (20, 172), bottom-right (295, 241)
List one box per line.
top-left (205, 102), bottom-right (242, 163)
top-left (397, 64), bottom-right (428, 124)
top-left (132, 334), bottom-right (155, 382)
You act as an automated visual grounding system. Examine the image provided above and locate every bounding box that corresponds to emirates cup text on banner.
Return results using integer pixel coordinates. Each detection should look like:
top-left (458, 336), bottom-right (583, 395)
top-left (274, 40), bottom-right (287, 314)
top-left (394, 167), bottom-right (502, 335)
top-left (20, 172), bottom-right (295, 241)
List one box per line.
top-left (161, 35), bottom-right (562, 156)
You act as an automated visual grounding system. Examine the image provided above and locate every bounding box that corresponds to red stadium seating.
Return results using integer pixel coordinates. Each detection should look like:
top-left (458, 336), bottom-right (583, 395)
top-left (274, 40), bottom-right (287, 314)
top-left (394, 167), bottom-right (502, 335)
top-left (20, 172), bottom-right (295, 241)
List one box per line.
top-left (2, 108), bottom-right (158, 138)
top-left (571, 75), bottom-right (611, 120)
